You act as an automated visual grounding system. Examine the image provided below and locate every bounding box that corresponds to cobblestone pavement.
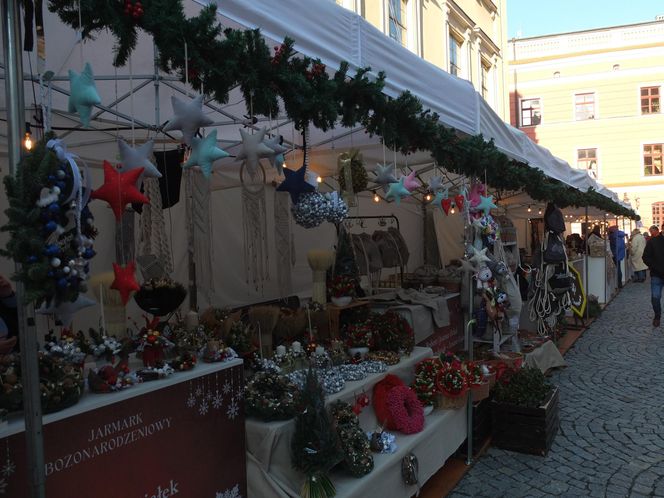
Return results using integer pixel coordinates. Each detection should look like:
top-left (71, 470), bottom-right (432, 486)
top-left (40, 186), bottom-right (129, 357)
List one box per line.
top-left (450, 281), bottom-right (664, 498)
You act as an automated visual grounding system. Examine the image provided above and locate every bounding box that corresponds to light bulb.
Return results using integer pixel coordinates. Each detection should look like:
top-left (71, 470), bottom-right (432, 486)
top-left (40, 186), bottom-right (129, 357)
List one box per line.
top-left (373, 193), bottom-right (380, 203)
top-left (538, 210), bottom-right (542, 215)
top-left (283, 162), bottom-right (288, 169)
top-left (527, 206), bottom-right (532, 213)
top-left (316, 175), bottom-right (322, 183)
top-left (425, 193), bottom-right (432, 201)
top-left (23, 131), bottom-right (33, 151)
top-left (450, 207), bottom-right (455, 214)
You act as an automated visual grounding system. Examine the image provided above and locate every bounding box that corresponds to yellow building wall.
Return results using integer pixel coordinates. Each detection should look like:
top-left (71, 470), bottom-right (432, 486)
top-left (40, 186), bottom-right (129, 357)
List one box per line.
top-left (509, 26), bottom-right (664, 227)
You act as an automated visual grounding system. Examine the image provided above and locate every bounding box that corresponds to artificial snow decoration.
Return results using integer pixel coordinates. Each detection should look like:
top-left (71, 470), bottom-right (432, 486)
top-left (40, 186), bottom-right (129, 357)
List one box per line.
top-left (263, 135), bottom-right (289, 175)
top-left (91, 161), bottom-right (150, 220)
top-left (235, 128), bottom-right (274, 178)
top-left (385, 178), bottom-right (410, 205)
top-left (373, 163), bottom-right (398, 192)
top-left (110, 261), bottom-right (140, 305)
top-left (68, 63), bottom-right (101, 127)
top-left (277, 164), bottom-right (316, 203)
top-left (183, 130), bottom-right (229, 178)
top-left (117, 139), bottom-right (161, 180)
top-left (163, 95), bottom-right (213, 145)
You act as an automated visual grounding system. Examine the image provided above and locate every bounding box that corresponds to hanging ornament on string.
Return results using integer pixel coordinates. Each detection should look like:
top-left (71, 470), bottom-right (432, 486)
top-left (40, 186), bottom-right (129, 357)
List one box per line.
top-left (468, 182), bottom-right (486, 212)
top-left (91, 161), bottom-right (150, 220)
top-left (454, 193), bottom-right (466, 211)
top-left (68, 63), bottom-right (101, 127)
top-left (117, 138), bottom-right (161, 180)
top-left (324, 192), bottom-right (348, 224)
top-left (263, 134), bottom-right (289, 176)
top-left (163, 95), bottom-right (213, 146)
top-left (441, 198), bottom-right (453, 215)
top-left (236, 128), bottom-right (274, 179)
top-left (402, 171), bottom-right (421, 192)
top-left (111, 261), bottom-right (140, 305)
top-left (427, 175), bottom-right (445, 193)
top-left (291, 192), bottom-right (330, 229)
top-left (372, 163), bottom-right (398, 193)
top-left (385, 178), bottom-right (410, 206)
top-left (476, 195), bottom-right (497, 216)
top-left (277, 164), bottom-right (315, 204)
top-left (182, 129), bottom-right (230, 179)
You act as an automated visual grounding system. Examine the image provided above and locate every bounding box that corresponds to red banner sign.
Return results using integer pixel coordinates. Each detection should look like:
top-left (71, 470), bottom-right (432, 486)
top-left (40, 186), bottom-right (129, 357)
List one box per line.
top-left (0, 363), bottom-right (246, 498)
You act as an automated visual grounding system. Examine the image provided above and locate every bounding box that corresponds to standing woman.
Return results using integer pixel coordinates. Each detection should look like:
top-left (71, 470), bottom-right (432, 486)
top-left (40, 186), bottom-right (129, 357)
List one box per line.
top-left (630, 229), bottom-right (648, 282)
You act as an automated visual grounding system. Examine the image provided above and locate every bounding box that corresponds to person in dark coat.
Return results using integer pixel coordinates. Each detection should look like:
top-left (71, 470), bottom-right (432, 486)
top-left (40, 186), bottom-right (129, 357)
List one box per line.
top-left (643, 225), bottom-right (664, 327)
top-left (608, 225), bottom-right (627, 288)
top-left (0, 275), bottom-right (18, 344)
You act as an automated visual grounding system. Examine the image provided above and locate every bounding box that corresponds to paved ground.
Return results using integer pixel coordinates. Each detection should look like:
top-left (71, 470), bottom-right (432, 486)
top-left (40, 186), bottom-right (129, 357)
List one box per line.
top-left (450, 280), bottom-right (664, 498)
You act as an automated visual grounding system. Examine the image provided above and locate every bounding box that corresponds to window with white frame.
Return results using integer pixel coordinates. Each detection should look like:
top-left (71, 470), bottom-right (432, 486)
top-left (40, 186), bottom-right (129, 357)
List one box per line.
top-left (644, 144), bottom-right (664, 176)
top-left (575, 92), bottom-right (595, 120)
top-left (641, 86), bottom-right (660, 115)
top-left (577, 148), bottom-right (598, 179)
top-left (520, 98), bottom-right (541, 126)
top-left (449, 33), bottom-right (462, 76)
top-left (388, 0), bottom-right (407, 46)
top-left (480, 61), bottom-right (491, 101)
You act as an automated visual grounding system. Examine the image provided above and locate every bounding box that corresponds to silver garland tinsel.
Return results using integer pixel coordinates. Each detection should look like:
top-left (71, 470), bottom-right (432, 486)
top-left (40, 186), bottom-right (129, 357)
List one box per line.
top-left (361, 360), bottom-right (388, 374)
top-left (336, 363), bottom-right (367, 382)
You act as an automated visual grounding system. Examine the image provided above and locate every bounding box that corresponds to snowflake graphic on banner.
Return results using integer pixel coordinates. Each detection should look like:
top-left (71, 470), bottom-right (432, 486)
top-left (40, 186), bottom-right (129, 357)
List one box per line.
top-left (195, 386), bottom-right (203, 397)
top-left (227, 399), bottom-right (239, 420)
top-left (222, 380), bottom-right (232, 395)
top-left (1, 460), bottom-right (14, 478)
top-left (199, 399), bottom-right (209, 416)
top-left (212, 391), bottom-right (223, 409)
top-left (235, 386), bottom-right (244, 401)
top-left (186, 393), bottom-right (196, 408)
top-left (215, 483), bottom-right (241, 498)
top-left (0, 477), bottom-right (7, 495)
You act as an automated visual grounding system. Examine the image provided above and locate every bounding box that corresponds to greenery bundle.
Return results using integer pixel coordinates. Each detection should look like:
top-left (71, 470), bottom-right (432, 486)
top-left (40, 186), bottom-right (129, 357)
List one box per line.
top-left (493, 367), bottom-right (552, 408)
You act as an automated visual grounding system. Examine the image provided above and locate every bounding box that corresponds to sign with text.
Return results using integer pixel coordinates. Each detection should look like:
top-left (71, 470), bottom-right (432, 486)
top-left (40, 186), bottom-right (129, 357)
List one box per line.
top-left (1, 364), bottom-right (246, 498)
top-left (568, 263), bottom-right (587, 318)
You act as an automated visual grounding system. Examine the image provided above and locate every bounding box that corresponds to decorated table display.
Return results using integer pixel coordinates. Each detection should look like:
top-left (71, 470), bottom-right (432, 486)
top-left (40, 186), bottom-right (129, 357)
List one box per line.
top-left (329, 275), bottom-right (357, 307)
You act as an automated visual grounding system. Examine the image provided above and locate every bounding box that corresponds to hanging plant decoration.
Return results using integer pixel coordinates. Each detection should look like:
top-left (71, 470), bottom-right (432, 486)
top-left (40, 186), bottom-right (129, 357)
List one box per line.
top-left (337, 149), bottom-right (368, 194)
top-left (2, 136), bottom-right (97, 307)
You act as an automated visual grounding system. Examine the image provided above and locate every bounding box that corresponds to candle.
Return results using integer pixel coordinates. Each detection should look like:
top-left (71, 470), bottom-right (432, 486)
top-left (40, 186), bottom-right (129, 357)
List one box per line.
top-left (276, 345), bottom-right (287, 356)
top-left (307, 306), bottom-right (313, 342)
top-left (315, 346), bottom-right (325, 355)
top-left (292, 341), bottom-right (302, 353)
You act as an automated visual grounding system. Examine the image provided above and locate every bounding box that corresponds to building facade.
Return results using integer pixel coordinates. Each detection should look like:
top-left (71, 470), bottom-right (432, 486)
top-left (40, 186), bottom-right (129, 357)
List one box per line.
top-left (335, 0), bottom-right (509, 119)
top-left (508, 19), bottom-right (664, 227)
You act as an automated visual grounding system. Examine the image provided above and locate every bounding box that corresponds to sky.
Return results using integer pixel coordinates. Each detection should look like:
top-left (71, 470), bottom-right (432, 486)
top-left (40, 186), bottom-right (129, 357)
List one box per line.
top-left (507, 0), bottom-right (664, 39)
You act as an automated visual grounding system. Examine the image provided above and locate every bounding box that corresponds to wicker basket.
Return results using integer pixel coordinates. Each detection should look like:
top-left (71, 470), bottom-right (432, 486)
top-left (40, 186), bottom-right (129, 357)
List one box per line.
top-left (437, 391), bottom-right (468, 410)
top-left (471, 381), bottom-right (490, 402)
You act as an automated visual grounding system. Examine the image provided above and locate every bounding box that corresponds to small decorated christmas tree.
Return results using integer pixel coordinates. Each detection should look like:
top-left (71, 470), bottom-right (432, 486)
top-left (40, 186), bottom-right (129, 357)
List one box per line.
top-left (330, 225), bottom-right (362, 298)
top-left (291, 368), bottom-right (342, 498)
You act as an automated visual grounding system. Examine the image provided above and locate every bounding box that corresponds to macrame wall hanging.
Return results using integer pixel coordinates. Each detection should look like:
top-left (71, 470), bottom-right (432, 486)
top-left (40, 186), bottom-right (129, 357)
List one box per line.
top-left (138, 177), bottom-right (173, 274)
top-left (241, 162), bottom-right (269, 294)
top-left (188, 171), bottom-right (216, 304)
top-left (274, 190), bottom-right (293, 295)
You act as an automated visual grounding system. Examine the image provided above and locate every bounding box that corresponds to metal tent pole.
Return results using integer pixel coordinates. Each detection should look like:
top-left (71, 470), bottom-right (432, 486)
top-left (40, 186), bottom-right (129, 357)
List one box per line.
top-left (1, 0), bottom-right (45, 496)
top-left (584, 206), bottom-right (589, 320)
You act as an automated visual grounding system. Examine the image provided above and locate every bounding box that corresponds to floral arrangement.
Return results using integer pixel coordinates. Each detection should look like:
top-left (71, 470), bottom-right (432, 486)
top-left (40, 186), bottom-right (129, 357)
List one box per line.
top-left (136, 363), bottom-right (175, 382)
top-left (43, 330), bottom-right (87, 365)
top-left (435, 366), bottom-right (469, 398)
top-left (366, 350), bottom-right (400, 365)
top-left (330, 401), bottom-right (374, 477)
top-left (0, 354), bottom-right (22, 412)
top-left (136, 317), bottom-right (174, 367)
top-left (200, 307), bottom-right (236, 339)
top-left (328, 275), bottom-right (356, 299)
top-left (39, 354), bottom-right (85, 414)
top-left (465, 361), bottom-right (485, 386)
top-left (170, 351), bottom-right (198, 371)
top-left (344, 321), bottom-right (373, 349)
top-left (411, 357), bottom-right (444, 407)
top-left (245, 370), bottom-right (301, 421)
top-left (369, 311), bottom-right (414, 354)
top-left (225, 321), bottom-right (255, 354)
top-left (88, 363), bottom-right (139, 393)
top-left (88, 328), bottom-right (126, 363)
top-left (203, 344), bottom-right (238, 364)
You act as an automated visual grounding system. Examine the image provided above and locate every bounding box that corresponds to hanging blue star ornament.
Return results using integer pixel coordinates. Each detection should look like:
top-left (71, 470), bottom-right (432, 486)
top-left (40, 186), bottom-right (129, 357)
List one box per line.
top-left (430, 188), bottom-right (448, 209)
top-left (117, 139), bottom-right (161, 180)
top-left (477, 195), bottom-right (497, 216)
top-left (277, 165), bottom-right (316, 204)
top-left (183, 130), bottom-right (229, 179)
top-left (428, 175), bottom-right (445, 192)
top-left (385, 178), bottom-right (411, 205)
top-left (68, 63), bottom-right (101, 127)
top-left (163, 95), bottom-right (213, 146)
top-left (373, 163), bottom-right (398, 192)
top-left (263, 135), bottom-right (289, 176)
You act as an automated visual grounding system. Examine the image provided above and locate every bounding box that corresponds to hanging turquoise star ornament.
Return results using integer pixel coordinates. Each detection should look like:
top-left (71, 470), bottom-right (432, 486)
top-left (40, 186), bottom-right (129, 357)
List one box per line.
top-left (428, 175), bottom-right (445, 192)
top-left (183, 130), bottom-right (229, 179)
top-left (236, 127), bottom-right (274, 179)
top-left (117, 139), bottom-right (161, 180)
top-left (385, 178), bottom-right (411, 205)
top-left (163, 95), bottom-right (213, 145)
top-left (68, 63), bottom-right (101, 127)
top-left (477, 195), bottom-right (497, 216)
top-left (263, 135), bottom-right (289, 175)
top-left (373, 163), bottom-right (398, 192)
top-left (430, 190), bottom-right (446, 208)
top-left (277, 164), bottom-right (316, 203)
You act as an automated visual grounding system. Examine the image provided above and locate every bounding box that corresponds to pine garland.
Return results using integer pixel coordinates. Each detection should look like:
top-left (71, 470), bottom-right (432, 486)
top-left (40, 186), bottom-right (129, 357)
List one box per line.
top-left (47, 0), bottom-right (637, 218)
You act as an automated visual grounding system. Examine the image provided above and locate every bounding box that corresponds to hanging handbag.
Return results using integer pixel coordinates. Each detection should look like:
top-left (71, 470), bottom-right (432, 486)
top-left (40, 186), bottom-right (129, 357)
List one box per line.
top-left (543, 232), bottom-right (566, 263)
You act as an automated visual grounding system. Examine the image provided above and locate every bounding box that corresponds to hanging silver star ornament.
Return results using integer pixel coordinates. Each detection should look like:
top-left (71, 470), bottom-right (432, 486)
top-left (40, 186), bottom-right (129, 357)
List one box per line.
top-left (469, 246), bottom-right (491, 266)
top-left (163, 95), bottom-right (213, 146)
top-left (236, 127), bottom-right (274, 179)
top-left (373, 163), bottom-right (398, 192)
top-left (428, 175), bottom-right (445, 192)
top-left (117, 139), bottom-right (161, 180)
top-left (263, 135), bottom-right (289, 175)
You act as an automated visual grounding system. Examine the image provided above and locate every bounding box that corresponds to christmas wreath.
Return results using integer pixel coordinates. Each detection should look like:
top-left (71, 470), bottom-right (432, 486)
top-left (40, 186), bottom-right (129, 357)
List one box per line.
top-left (337, 149), bottom-right (368, 194)
top-left (245, 370), bottom-right (300, 421)
top-left (373, 375), bottom-right (424, 434)
top-left (370, 311), bottom-right (414, 354)
top-left (2, 136), bottom-right (96, 307)
top-left (412, 357), bottom-right (444, 407)
top-left (330, 401), bottom-right (374, 477)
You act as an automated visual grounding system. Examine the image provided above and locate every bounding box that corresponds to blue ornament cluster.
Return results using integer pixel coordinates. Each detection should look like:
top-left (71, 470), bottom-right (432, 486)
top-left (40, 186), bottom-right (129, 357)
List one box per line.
top-left (291, 192), bottom-right (348, 229)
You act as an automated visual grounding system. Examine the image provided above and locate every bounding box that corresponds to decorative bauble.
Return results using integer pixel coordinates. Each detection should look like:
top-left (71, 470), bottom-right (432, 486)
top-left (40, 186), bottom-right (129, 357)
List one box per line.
top-left (324, 192), bottom-right (348, 224)
top-left (291, 192), bottom-right (330, 228)
top-left (338, 150), bottom-right (368, 193)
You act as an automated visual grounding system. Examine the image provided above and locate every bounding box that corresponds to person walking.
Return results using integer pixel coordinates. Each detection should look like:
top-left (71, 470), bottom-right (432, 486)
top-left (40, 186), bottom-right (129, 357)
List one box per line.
top-left (643, 225), bottom-right (664, 327)
top-left (608, 225), bottom-right (627, 288)
top-left (630, 229), bottom-right (648, 282)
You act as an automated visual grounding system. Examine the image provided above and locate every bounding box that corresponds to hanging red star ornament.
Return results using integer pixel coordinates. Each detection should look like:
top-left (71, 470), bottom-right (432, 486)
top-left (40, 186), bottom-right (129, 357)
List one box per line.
top-left (441, 198), bottom-right (452, 215)
top-left (111, 261), bottom-right (140, 305)
top-left (454, 194), bottom-right (465, 211)
top-left (91, 161), bottom-right (149, 220)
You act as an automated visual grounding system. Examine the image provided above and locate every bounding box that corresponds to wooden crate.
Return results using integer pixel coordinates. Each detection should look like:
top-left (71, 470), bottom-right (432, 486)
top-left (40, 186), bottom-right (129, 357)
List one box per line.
top-left (491, 386), bottom-right (559, 456)
top-left (457, 397), bottom-right (493, 458)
